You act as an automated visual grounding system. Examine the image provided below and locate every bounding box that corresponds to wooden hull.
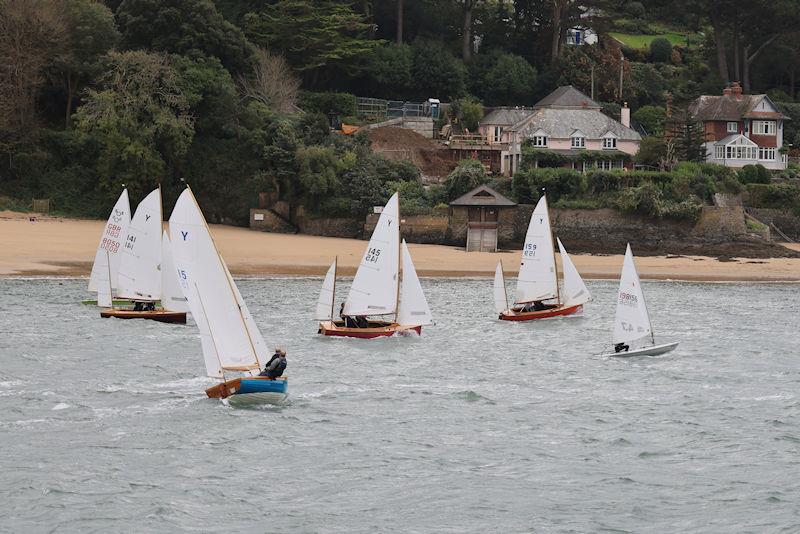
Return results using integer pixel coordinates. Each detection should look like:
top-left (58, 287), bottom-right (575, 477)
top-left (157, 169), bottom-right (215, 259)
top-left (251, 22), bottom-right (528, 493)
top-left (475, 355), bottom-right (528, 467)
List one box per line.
top-left (206, 377), bottom-right (288, 406)
top-left (499, 304), bottom-right (582, 321)
top-left (609, 342), bottom-right (679, 358)
top-left (318, 320), bottom-right (422, 338)
top-left (100, 309), bottom-right (187, 324)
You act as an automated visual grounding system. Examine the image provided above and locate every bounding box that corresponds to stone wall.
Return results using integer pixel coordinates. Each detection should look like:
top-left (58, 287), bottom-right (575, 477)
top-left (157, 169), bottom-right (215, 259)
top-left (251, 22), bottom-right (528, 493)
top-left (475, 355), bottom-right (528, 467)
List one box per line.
top-left (365, 212), bottom-right (448, 244)
top-left (249, 209), bottom-right (296, 234)
top-left (296, 216), bottom-right (362, 238)
top-left (747, 208), bottom-right (800, 240)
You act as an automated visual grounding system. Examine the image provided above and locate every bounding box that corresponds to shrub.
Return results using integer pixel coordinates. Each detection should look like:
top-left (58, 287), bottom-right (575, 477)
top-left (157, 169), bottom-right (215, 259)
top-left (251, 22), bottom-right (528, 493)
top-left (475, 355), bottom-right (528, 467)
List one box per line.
top-left (587, 171), bottom-right (621, 193)
top-left (444, 159), bottom-right (488, 201)
top-left (632, 105), bottom-right (666, 135)
top-left (512, 168), bottom-right (586, 203)
top-left (737, 164), bottom-right (771, 185)
top-left (649, 38), bottom-right (672, 63)
top-left (298, 91), bottom-right (357, 116)
top-left (617, 181), bottom-right (663, 217)
top-left (451, 98), bottom-right (484, 132)
top-left (635, 136), bottom-right (666, 167)
top-left (745, 183), bottom-right (800, 209)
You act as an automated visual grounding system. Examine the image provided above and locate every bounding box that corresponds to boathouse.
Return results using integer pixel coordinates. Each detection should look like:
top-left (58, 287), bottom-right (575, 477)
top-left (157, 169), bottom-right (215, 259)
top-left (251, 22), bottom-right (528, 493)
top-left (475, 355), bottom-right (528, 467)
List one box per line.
top-left (448, 185), bottom-right (517, 252)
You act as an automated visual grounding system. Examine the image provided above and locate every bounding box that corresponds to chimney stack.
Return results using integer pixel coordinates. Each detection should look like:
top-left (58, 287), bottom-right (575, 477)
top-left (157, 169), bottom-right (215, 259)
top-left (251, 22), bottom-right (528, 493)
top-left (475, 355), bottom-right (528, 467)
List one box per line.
top-left (621, 102), bottom-right (630, 128)
top-left (731, 81), bottom-right (743, 98)
top-left (723, 85), bottom-right (732, 97)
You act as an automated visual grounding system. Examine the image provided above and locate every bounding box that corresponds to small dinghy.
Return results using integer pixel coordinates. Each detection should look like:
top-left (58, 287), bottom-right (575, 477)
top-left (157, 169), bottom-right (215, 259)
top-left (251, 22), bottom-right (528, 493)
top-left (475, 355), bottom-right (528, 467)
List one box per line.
top-left (607, 244), bottom-right (678, 357)
top-left (317, 192), bottom-right (433, 338)
top-left (169, 186), bottom-right (288, 405)
top-left (100, 187), bottom-right (187, 323)
top-left (87, 187), bottom-right (131, 305)
top-left (494, 195), bottom-right (591, 320)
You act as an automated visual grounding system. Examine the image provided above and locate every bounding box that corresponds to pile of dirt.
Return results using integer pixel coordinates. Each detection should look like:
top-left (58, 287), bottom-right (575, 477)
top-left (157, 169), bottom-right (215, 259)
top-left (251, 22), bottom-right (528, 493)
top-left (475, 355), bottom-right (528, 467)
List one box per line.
top-left (368, 127), bottom-right (456, 182)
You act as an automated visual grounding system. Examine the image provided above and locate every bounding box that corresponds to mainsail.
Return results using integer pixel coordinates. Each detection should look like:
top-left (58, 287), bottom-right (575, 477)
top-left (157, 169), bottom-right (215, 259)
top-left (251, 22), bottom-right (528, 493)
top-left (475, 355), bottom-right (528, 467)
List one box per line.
top-left (169, 188), bottom-right (263, 378)
top-left (316, 259), bottom-right (337, 321)
top-left (88, 188), bottom-right (131, 294)
top-left (613, 244), bottom-right (653, 346)
top-left (557, 237), bottom-right (591, 308)
top-left (397, 240), bottom-right (432, 326)
top-left (160, 231), bottom-right (189, 313)
top-left (493, 261), bottom-right (509, 314)
top-left (116, 188), bottom-right (162, 301)
top-left (514, 195), bottom-right (558, 304)
top-left (343, 192), bottom-right (400, 317)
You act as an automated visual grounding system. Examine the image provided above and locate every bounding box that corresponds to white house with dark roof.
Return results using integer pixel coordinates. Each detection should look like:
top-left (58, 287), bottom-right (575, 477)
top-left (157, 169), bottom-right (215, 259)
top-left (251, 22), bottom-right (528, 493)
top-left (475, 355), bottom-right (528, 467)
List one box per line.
top-left (449, 86), bottom-right (641, 176)
top-left (689, 82), bottom-right (789, 170)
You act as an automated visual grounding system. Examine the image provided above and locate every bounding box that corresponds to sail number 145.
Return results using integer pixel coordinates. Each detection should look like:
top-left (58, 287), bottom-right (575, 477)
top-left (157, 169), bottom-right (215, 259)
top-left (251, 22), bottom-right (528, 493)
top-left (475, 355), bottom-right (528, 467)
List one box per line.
top-left (365, 247), bottom-right (382, 263)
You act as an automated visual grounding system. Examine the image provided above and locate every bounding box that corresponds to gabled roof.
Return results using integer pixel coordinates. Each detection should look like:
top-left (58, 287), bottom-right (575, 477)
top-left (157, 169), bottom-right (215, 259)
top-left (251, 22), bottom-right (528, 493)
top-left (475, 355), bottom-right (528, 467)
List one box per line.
top-left (518, 108), bottom-right (641, 141)
top-left (449, 185), bottom-right (517, 207)
top-left (714, 133), bottom-right (758, 146)
top-left (480, 107), bottom-right (535, 126)
top-left (534, 86), bottom-right (602, 110)
top-left (689, 94), bottom-right (789, 121)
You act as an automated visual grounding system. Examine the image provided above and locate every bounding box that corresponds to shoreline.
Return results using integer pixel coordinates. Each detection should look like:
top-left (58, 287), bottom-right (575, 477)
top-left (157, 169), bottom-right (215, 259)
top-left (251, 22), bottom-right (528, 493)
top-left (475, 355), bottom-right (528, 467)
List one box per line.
top-left (2, 210), bottom-right (800, 283)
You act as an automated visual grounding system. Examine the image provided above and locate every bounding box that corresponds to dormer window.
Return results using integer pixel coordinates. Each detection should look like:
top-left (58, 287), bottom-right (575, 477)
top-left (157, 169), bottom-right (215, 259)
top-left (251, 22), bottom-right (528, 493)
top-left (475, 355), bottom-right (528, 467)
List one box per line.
top-left (602, 137), bottom-right (617, 149)
top-left (532, 135), bottom-right (548, 147)
top-left (727, 121), bottom-right (738, 133)
top-left (493, 126), bottom-right (503, 143)
top-left (571, 136), bottom-right (585, 148)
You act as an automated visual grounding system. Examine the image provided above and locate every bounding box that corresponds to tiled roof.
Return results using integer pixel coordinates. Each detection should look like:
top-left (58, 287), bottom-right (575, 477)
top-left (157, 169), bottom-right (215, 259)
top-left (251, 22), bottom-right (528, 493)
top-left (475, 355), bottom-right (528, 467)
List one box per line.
top-left (516, 108), bottom-right (641, 140)
top-left (689, 94), bottom-right (789, 121)
top-left (449, 185), bottom-right (517, 207)
top-left (480, 108), bottom-right (535, 126)
top-left (534, 86), bottom-right (602, 109)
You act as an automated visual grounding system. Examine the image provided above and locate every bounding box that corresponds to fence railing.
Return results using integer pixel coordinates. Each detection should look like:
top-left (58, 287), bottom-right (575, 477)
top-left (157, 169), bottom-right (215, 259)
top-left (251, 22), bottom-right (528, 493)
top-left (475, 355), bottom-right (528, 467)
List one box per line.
top-left (357, 97), bottom-right (439, 120)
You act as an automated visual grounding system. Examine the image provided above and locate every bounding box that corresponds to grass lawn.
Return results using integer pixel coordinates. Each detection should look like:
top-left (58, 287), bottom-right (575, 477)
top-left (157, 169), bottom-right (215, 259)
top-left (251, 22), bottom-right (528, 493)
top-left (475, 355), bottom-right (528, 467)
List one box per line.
top-left (610, 32), bottom-right (689, 49)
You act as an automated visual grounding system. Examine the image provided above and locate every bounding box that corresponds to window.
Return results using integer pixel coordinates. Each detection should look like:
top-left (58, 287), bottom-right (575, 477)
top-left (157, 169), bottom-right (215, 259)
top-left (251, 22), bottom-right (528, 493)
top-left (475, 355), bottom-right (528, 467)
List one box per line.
top-left (752, 121), bottom-right (776, 135)
top-left (782, 153), bottom-right (788, 164)
top-left (532, 135), bottom-right (547, 147)
top-left (493, 126), bottom-right (503, 143)
top-left (726, 145), bottom-right (757, 159)
top-left (727, 122), bottom-right (738, 133)
top-left (603, 137), bottom-right (617, 149)
top-left (715, 146), bottom-right (725, 159)
top-left (571, 136), bottom-right (585, 148)
top-left (759, 147), bottom-right (776, 160)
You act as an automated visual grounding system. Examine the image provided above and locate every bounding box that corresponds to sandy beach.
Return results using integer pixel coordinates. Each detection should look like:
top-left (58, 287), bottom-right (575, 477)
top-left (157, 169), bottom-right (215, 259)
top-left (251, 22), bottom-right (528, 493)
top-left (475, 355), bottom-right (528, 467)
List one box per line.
top-left (1, 210), bottom-right (799, 281)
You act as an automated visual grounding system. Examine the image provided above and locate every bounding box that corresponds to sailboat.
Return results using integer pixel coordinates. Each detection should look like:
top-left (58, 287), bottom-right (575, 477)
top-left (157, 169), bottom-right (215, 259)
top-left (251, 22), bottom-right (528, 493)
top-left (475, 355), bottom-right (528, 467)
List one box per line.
top-left (100, 187), bottom-right (186, 324)
top-left (169, 186), bottom-right (287, 404)
top-left (317, 192), bottom-right (433, 338)
top-left (494, 195), bottom-right (591, 320)
top-left (609, 244), bottom-right (678, 357)
top-left (85, 188), bottom-right (132, 306)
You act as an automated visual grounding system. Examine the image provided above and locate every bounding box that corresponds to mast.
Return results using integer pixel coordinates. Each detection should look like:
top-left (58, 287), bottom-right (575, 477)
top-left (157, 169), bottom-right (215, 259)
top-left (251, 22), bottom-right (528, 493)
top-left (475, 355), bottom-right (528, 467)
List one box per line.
top-left (394, 192), bottom-right (402, 324)
top-left (637, 262), bottom-right (656, 346)
top-left (330, 256), bottom-right (338, 321)
top-left (187, 185), bottom-right (261, 369)
top-left (105, 250), bottom-right (113, 310)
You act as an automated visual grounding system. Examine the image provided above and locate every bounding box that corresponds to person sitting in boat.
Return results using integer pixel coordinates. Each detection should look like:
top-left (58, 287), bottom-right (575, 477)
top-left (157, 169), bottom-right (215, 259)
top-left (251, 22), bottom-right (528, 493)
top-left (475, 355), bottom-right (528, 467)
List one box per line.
top-left (356, 316), bottom-right (369, 328)
top-left (144, 301), bottom-right (155, 311)
top-left (614, 342), bottom-right (630, 353)
top-left (259, 348), bottom-right (287, 379)
top-left (340, 302), bottom-right (356, 328)
top-left (133, 301), bottom-right (143, 311)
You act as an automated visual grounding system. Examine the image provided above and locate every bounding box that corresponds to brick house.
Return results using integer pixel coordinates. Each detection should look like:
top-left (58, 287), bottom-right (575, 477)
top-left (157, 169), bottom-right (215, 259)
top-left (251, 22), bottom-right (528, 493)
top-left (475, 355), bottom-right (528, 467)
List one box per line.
top-left (689, 82), bottom-right (790, 170)
top-left (448, 86), bottom-right (641, 176)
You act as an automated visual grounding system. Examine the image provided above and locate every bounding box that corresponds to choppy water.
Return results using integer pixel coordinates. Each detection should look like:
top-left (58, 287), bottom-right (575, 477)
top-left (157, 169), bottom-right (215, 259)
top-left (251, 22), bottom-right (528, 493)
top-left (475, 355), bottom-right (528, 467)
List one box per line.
top-left (1, 277), bottom-right (799, 533)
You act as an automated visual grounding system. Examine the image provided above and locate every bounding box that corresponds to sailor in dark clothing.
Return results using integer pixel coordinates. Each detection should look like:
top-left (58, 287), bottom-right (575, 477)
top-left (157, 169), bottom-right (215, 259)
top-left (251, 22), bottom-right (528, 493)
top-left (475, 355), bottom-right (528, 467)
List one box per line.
top-left (133, 301), bottom-right (143, 311)
top-left (340, 302), bottom-right (355, 327)
top-left (144, 301), bottom-right (155, 311)
top-left (259, 348), bottom-right (287, 379)
top-left (614, 342), bottom-right (630, 353)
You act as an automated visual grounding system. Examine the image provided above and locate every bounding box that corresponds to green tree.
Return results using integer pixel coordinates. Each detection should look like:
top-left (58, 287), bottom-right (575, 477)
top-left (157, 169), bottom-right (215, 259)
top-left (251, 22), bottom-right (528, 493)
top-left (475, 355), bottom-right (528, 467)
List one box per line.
top-left (74, 51), bottom-right (194, 198)
top-left (471, 52), bottom-right (537, 105)
top-left (58, 0), bottom-right (119, 128)
top-left (116, 0), bottom-right (255, 74)
top-left (243, 0), bottom-right (376, 85)
top-left (632, 105), bottom-right (666, 136)
top-left (410, 40), bottom-right (466, 100)
top-left (444, 159), bottom-right (488, 201)
top-left (367, 43), bottom-right (413, 97)
top-left (649, 37), bottom-right (672, 63)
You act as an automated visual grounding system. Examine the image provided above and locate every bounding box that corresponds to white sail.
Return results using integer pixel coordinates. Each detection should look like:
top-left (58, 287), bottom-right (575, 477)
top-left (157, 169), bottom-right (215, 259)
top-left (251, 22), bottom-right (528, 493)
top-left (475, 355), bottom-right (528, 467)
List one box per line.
top-left (88, 188), bottom-right (131, 294)
top-left (97, 252), bottom-right (113, 308)
top-left (493, 261), bottom-right (509, 314)
top-left (397, 240), bottom-right (432, 326)
top-left (116, 188), bottom-right (162, 301)
top-left (169, 188), bottom-right (263, 378)
top-left (514, 195), bottom-right (558, 304)
top-left (613, 244), bottom-right (653, 346)
top-left (343, 192), bottom-right (400, 317)
top-left (160, 231), bottom-right (189, 312)
top-left (557, 237), bottom-right (591, 308)
top-left (316, 259), bottom-right (337, 321)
